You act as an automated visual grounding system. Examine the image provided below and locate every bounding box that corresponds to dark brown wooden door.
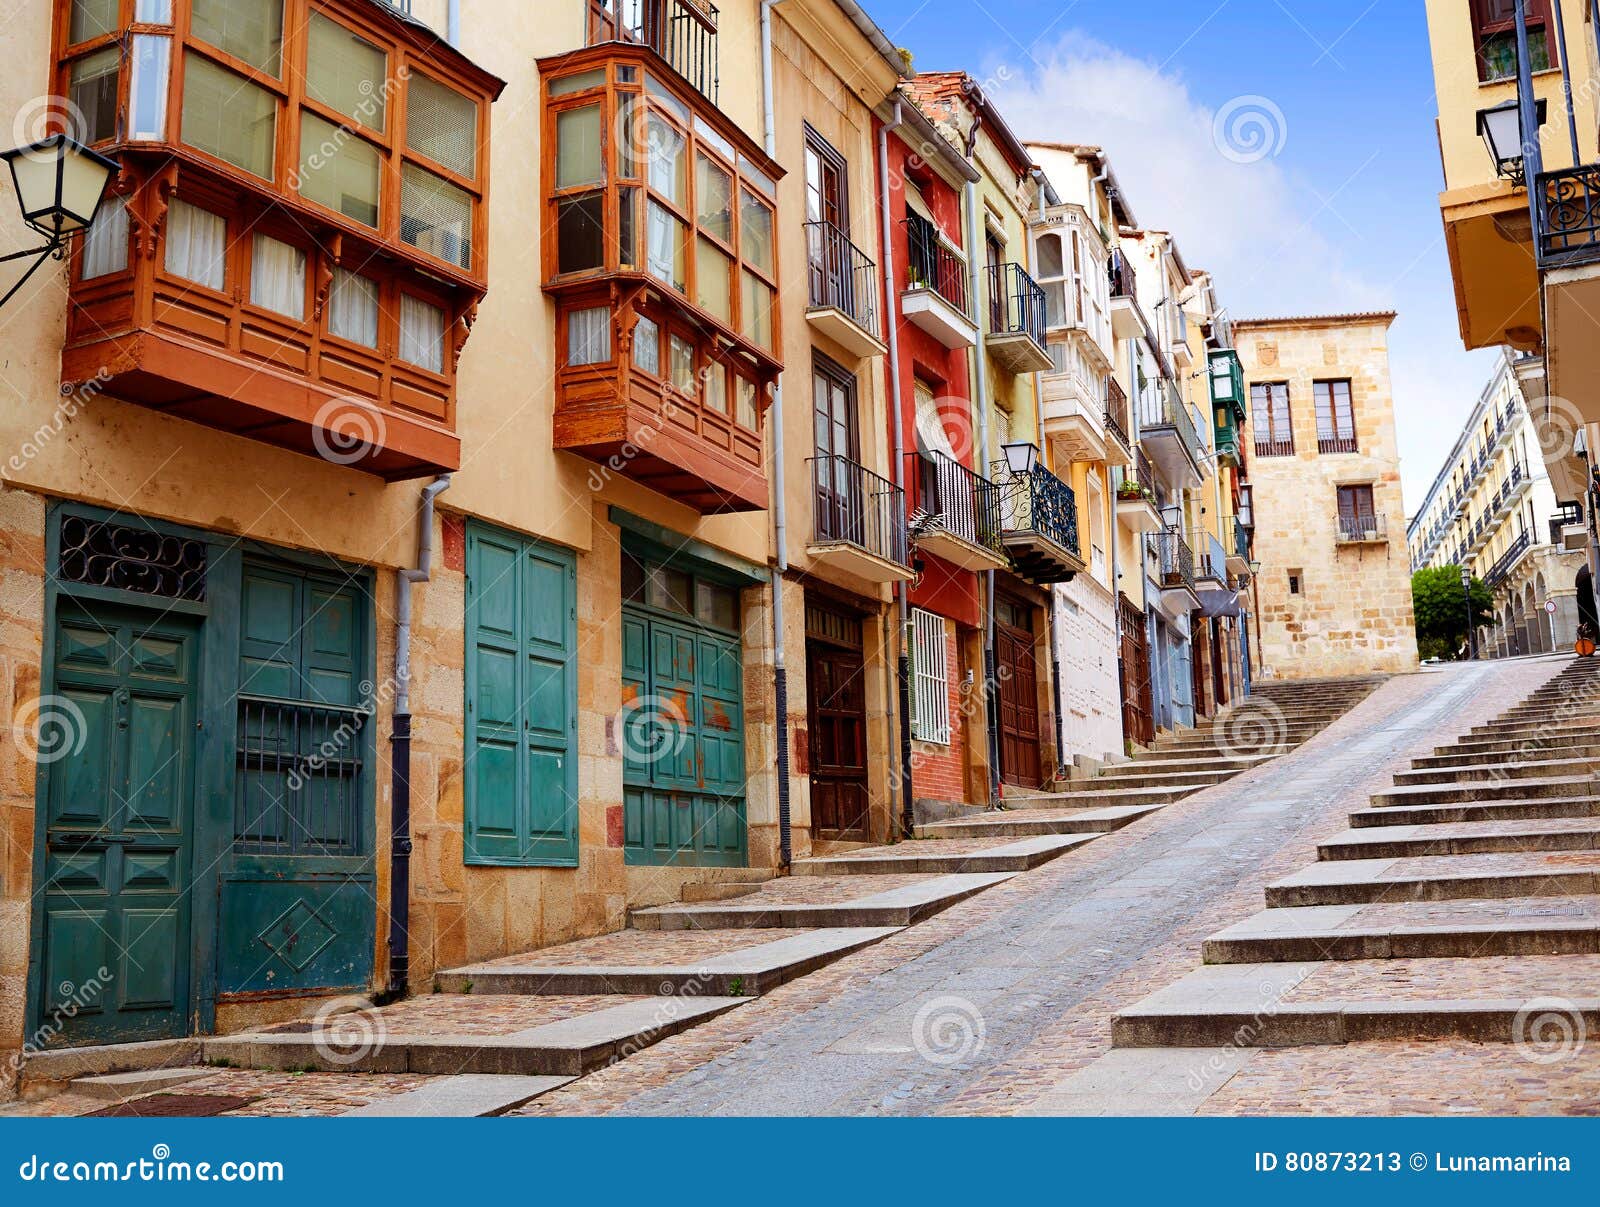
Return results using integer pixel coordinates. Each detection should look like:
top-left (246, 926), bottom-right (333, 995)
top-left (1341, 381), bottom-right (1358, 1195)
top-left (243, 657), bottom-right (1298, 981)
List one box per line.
top-left (806, 603), bottom-right (868, 839)
top-left (995, 596), bottom-right (1042, 790)
top-left (1191, 615), bottom-right (1209, 719)
top-left (1118, 593), bottom-right (1154, 747)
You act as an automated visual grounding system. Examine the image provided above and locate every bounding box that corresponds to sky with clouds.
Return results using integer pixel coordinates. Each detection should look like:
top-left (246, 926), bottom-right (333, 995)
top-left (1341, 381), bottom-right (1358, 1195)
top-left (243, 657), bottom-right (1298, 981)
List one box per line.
top-left (866, 0), bottom-right (1502, 514)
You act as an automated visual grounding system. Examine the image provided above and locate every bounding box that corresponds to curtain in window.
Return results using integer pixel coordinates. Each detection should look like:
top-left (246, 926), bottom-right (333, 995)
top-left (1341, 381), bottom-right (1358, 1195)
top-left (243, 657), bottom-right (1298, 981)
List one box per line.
top-left (165, 199), bottom-right (227, 290)
top-left (250, 234), bottom-right (306, 319)
top-left (328, 268), bottom-right (379, 347)
top-left (399, 295), bottom-right (445, 372)
top-left (632, 314), bottom-right (660, 375)
top-left (80, 195), bottom-right (129, 280)
top-left (566, 306), bottom-right (609, 366)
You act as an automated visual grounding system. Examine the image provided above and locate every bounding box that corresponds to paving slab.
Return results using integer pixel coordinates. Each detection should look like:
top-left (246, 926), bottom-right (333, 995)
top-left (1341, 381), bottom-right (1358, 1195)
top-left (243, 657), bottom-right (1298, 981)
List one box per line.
top-left (436, 927), bottom-right (900, 996)
top-left (340, 1074), bottom-right (572, 1116)
top-left (792, 834), bottom-right (1092, 876)
top-left (1202, 895), bottom-right (1600, 963)
top-left (1019, 1047), bottom-right (1256, 1115)
top-left (69, 1067), bottom-right (210, 1101)
top-left (629, 871), bottom-right (1015, 930)
top-left (1319, 816), bottom-right (1600, 859)
top-left (203, 994), bottom-right (748, 1077)
top-left (1264, 851), bottom-right (1600, 906)
top-left (915, 803), bottom-right (1163, 839)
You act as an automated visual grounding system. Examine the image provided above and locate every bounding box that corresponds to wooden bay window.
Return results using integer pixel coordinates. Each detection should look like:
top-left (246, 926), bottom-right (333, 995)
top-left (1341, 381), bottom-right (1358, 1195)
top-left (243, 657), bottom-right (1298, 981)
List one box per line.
top-left (51, 0), bottom-right (505, 479)
top-left (540, 44), bottom-right (783, 513)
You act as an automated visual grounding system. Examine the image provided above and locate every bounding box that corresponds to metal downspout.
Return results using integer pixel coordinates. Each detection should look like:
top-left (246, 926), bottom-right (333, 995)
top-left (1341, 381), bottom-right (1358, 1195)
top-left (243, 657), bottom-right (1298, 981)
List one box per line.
top-left (447, 0), bottom-right (460, 46)
top-left (387, 473), bottom-right (451, 999)
top-left (878, 100), bottom-right (915, 837)
top-left (760, 0), bottom-right (792, 868)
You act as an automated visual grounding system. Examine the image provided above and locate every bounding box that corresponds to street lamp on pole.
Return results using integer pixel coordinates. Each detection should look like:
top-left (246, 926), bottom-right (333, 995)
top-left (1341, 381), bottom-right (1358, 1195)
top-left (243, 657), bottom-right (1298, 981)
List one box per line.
top-left (1461, 566), bottom-right (1475, 661)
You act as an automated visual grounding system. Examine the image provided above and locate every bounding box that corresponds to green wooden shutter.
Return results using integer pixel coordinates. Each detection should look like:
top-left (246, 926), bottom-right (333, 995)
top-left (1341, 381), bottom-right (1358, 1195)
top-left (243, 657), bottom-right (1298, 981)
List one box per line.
top-left (465, 523), bottom-right (578, 866)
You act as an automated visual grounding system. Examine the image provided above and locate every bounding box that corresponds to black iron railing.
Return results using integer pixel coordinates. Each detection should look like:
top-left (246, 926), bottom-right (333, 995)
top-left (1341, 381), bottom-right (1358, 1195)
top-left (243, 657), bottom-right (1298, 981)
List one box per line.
top-left (903, 211), bottom-right (971, 317)
top-left (995, 462), bottom-right (1079, 556)
top-left (1317, 433), bottom-right (1358, 455)
top-left (1254, 433), bottom-right (1294, 458)
top-left (906, 449), bottom-right (1003, 555)
top-left (588, 0), bottom-right (719, 102)
top-left (1104, 377), bottom-right (1131, 450)
top-left (1137, 381), bottom-right (1203, 465)
top-left (1485, 528), bottom-right (1532, 587)
top-left (1231, 515), bottom-right (1250, 561)
top-left (1550, 500), bottom-right (1584, 545)
top-left (1538, 165), bottom-right (1600, 267)
top-left (1336, 513), bottom-right (1387, 543)
top-left (234, 695), bottom-right (367, 856)
top-left (805, 220), bottom-right (880, 341)
top-left (987, 261), bottom-right (1046, 347)
top-left (1149, 528), bottom-right (1195, 589)
top-left (1108, 251), bottom-right (1137, 299)
top-left (809, 454), bottom-right (907, 567)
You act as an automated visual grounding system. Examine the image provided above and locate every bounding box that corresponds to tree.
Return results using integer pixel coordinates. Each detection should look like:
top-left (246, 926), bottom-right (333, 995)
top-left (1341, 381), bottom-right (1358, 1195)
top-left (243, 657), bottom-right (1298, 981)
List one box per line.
top-left (1413, 565), bottom-right (1497, 661)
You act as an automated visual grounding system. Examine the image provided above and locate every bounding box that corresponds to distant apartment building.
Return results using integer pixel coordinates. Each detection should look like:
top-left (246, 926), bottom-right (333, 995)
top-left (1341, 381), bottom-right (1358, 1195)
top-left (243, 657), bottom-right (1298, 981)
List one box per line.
top-left (1235, 314), bottom-right (1418, 678)
top-left (1406, 350), bottom-right (1586, 655)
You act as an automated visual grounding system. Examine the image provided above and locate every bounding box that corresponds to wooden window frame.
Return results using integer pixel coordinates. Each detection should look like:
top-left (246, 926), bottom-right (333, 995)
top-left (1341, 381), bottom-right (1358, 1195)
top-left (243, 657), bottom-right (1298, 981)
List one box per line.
top-left (1314, 378), bottom-right (1358, 454)
top-left (1251, 381), bottom-right (1294, 456)
top-left (1470, 0), bottom-right (1555, 82)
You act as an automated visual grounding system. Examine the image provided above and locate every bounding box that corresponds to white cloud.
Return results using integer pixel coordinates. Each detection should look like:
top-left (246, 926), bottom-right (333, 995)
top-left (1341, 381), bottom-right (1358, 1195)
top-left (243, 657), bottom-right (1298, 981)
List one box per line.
top-left (987, 33), bottom-right (1498, 513)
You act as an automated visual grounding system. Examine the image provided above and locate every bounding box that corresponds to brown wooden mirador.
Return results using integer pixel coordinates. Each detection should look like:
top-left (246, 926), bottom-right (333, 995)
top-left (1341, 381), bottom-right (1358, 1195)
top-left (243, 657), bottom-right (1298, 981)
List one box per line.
top-left (53, 0), bottom-right (505, 480)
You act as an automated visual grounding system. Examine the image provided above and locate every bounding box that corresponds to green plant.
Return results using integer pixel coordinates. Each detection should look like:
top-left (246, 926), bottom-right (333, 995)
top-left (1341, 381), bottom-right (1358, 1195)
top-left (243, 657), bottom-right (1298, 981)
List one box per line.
top-left (1412, 565), bottom-right (1497, 661)
top-left (726, 976), bottom-right (745, 997)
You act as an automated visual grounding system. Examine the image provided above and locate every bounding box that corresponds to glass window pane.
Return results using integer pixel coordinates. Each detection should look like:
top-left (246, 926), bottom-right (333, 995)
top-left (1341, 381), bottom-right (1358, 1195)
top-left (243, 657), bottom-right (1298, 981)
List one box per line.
top-left (249, 233), bottom-right (306, 319)
top-left (669, 334), bottom-right (696, 394)
top-left (69, 0), bottom-right (118, 44)
top-left (299, 111), bottom-right (380, 227)
top-left (407, 72), bottom-right (477, 179)
top-left (557, 192), bottom-right (605, 273)
top-left (69, 47), bottom-right (120, 145)
top-left (632, 315), bottom-right (660, 376)
top-left (705, 361), bottom-right (728, 415)
top-left (164, 199), bottom-right (227, 291)
top-left (646, 200), bottom-right (686, 292)
top-left (550, 69), bottom-right (605, 97)
top-left (644, 74), bottom-right (688, 123)
top-left (399, 295), bottom-right (446, 373)
top-left (128, 36), bottom-right (171, 140)
top-left (567, 306), bottom-right (610, 366)
top-left (695, 238), bottom-right (730, 324)
top-left (1036, 233), bottom-right (1063, 280)
top-left (696, 155), bottom-right (732, 243)
top-left (646, 565), bottom-right (692, 614)
top-left (182, 53), bottom-right (277, 179)
top-left (616, 93), bottom-right (638, 180)
top-left (556, 105), bottom-right (603, 189)
top-left (735, 376), bottom-right (759, 428)
top-left (328, 268), bottom-right (379, 347)
top-left (401, 163), bottom-right (474, 270)
top-left (696, 581), bottom-right (737, 630)
top-left (617, 186), bottom-right (637, 269)
top-left (80, 195), bottom-right (128, 280)
top-left (191, 0), bottom-right (284, 76)
top-left (742, 269), bottom-right (773, 350)
top-left (646, 113), bottom-right (686, 206)
top-left (740, 189), bottom-right (772, 275)
top-left (135, 0), bottom-right (172, 20)
top-left (306, 12), bottom-right (387, 130)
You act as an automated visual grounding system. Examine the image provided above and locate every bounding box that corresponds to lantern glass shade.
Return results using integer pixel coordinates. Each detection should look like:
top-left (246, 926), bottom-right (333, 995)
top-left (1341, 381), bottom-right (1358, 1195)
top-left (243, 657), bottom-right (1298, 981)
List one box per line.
top-left (1475, 98), bottom-right (1547, 183)
top-left (1002, 441), bottom-right (1038, 475)
top-left (1, 134), bottom-right (119, 240)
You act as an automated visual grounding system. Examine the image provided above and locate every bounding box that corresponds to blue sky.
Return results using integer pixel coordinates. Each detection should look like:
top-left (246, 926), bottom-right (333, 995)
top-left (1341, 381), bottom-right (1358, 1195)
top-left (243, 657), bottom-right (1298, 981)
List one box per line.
top-left (866, 0), bottom-right (1497, 510)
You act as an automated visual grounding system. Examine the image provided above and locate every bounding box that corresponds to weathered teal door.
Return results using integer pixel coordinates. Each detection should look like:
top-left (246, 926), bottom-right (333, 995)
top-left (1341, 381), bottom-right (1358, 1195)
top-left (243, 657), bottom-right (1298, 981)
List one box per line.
top-left (621, 607), bottom-right (746, 866)
top-left (38, 605), bottom-right (198, 1046)
top-left (465, 524), bottom-right (579, 866)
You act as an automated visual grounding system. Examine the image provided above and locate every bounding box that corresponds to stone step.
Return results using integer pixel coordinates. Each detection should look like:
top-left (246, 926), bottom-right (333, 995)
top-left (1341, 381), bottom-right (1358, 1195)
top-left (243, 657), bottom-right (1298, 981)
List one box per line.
top-left (341, 1074), bottom-right (573, 1117)
top-left (629, 871), bottom-right (1015, 930)
top-left (914, 803), bottom-right (1163, 839)
top-left (1432, 727), bottom-right (1600, 757)
top-left (436, 927), bottom-right (900, 996)
top-left (1111, 959), bottom-right (1600, 1048)
top-left (1079, 767), bottom-right (1244, 791)
top-left (792, 833), bottom-right (1091, 876)
top-left (1263, 852), bottom-right (1600, 907)
top-left (1319, 817), bottom-right (1600, 859)
top-left (1116, 744), bottom-right (1290, 764)
top-left (1348, 795), bottom-right (1600, 828)
top-left (1393, 755), bottom-right (1600, 786)
top-left (1412, 740), bottom-right (1600, 769)
top-left (1201, 895), bottom-right (1600, 963)
top-left (1465, 714), bottom-right (1600, 737)
top-left (1005, 782), bottom-right (1216, 810)
top-left (1095, 753), bottom-right (1275, 776)
top-left (1369, 775), bottom-right (1596, 808)
top-left (68, 1067), bottom-right (209, 1101)
top-left (21, 1037), bottom-right (203, 1092)
top-left (680, 882), bottom-right (764, 902)
top-left (204, 994), bottom-right (748, 1078)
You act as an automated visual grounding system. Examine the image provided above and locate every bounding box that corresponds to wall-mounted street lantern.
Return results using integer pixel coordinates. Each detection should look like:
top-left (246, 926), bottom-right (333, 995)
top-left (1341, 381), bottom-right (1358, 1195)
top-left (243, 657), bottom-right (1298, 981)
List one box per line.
top-left (0, 133), bottom-right (119, 309)
top-left (1001, 441), bottom-right (1039, 476)
top-left (1476, 97), bottom-right (1548, 187)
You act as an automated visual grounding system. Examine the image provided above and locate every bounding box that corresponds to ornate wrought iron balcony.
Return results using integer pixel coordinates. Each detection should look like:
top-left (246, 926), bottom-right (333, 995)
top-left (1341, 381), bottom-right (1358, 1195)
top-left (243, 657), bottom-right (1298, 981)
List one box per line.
top-left (1485, 528), bottom-right (1532, 587)
top-left (1537, 164), bottom-right (1600, 268)
top-left (994, 461), bottom-right (1083, 584)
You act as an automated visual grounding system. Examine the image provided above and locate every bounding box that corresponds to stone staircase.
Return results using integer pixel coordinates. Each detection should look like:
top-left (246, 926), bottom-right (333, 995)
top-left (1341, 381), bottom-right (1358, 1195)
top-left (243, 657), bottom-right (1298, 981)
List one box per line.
top-left (1114, 654), bottom-right (1600, 1049)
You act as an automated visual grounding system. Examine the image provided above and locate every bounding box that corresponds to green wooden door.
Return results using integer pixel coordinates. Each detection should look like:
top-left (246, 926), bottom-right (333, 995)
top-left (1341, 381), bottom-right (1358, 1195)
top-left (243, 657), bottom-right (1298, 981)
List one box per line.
top-left (465, 524), bottom-right (578, 866)
top-left (621, 606), bottom-right (746, 866)
top-left (38, 605), bottom-right (199, 1046)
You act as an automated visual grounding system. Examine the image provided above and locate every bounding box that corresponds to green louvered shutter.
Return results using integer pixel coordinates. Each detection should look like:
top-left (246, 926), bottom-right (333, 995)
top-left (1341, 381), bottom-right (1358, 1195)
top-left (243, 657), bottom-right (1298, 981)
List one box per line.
top-left (465, 523), bottom-right (578, 866)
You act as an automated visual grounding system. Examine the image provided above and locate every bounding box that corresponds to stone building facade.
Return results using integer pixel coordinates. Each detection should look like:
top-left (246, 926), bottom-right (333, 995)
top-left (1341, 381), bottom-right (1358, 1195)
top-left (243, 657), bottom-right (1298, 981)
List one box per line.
top-left (1235, 314), bottom-right (1419, 679)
